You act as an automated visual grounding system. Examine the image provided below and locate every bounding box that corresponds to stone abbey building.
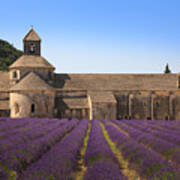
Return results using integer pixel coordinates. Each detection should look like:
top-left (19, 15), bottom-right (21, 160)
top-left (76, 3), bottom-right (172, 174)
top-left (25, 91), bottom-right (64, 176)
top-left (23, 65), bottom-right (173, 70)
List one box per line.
top-left (0, 29), bottom-right (180, 120)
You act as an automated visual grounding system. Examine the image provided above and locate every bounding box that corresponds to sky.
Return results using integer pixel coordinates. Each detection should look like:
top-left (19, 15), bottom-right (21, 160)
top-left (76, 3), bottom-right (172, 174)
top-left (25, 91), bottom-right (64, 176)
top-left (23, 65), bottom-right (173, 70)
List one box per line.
top-left (0, 0), bottom-right (180, 73)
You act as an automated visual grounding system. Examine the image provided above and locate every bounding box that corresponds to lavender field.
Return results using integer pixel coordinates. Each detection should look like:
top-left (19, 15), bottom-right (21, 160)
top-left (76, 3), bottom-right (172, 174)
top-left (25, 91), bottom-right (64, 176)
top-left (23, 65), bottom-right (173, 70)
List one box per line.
top-left (0, 118), bottom-right (180, 180)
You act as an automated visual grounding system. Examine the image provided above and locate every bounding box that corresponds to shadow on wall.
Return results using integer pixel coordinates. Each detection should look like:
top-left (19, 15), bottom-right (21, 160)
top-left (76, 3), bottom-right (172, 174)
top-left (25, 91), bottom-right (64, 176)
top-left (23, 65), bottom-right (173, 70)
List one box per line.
top-left (54, 74), bottom-right (71, 88)
top-left (0, 110), bottom-right (10, 117)
top-left (55, 97), bottom-right (69, 119)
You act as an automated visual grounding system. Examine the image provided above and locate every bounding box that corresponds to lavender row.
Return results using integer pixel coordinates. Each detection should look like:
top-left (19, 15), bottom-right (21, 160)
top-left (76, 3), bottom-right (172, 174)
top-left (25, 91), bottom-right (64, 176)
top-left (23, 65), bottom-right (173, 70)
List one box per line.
top-left (0, 118), bottom-right (35, 132)
top-left (103, 120), bottom-right (180, 180)
top-left (122, 120), bottom-right (180, 146)
top-left (83, 119), bottom-right (127, 180)
top-left (19, 119), bottom-right (88, 180)
top-left (148, 120), bottom-right (180, 130)
top-left (0, 119), bottom-right (68, 153)
top-left (127, 120), bottom-right (180, 137)
top-left (112, 120), bottom-right (180, 167)
top-left (0, 117), bottom-right (54, 130)
top-left (0, 118), bottom-right (62, 139)
top-left (0, 118), bottom-right (61, 137)
top-left (0, 119), bottom-right (69, 154)
top-left (0, 119), bottom-right (79, 177)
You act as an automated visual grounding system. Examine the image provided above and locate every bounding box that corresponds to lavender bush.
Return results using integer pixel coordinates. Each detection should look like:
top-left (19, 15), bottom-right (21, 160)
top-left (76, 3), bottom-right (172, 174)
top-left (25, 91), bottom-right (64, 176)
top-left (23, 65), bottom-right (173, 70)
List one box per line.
top-left (103, 121), bottom-right (180, 180)
top-left (83, 119), bottom-right (127, 180)
top-left (122, 120), bottom-right (180, 146)
top-left (0, 118), bottom-right (68, 153)
top-left (0, 119), bottom-right (78, 175)
top-left (83, 159), bottom-right (127, 180)
top-left (20, 119), bottom-right (88, 180)
top-left (112, 120), bottom-right (180, 167)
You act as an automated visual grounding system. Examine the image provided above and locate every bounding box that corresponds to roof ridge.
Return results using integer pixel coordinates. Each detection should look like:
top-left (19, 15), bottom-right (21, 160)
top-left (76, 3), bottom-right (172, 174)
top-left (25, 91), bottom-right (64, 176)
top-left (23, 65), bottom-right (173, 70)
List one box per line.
top-left (23, 28), bottom-right (41, 41)
top-left (10, 72), bottom-right (54, 91)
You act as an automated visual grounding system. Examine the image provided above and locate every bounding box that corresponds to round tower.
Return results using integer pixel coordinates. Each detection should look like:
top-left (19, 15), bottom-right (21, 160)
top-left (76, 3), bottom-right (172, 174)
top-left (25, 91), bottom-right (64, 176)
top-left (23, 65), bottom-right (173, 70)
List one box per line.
top-left (9, 29), bottom-right (56, 118)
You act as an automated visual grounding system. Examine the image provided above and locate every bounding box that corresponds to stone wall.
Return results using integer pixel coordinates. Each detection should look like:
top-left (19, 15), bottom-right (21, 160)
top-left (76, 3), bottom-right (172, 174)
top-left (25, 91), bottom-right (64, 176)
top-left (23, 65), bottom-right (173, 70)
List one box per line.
top-left (92, 102), bottom-right (116, 120)
top-left (131, 94), bottom-right (151, 120)
top-left (116, 91), bottom-right (180, 120)
top-left (10, 91), bottom-right (55, 118)
top-left (1, 89), bottom-right (180, 120)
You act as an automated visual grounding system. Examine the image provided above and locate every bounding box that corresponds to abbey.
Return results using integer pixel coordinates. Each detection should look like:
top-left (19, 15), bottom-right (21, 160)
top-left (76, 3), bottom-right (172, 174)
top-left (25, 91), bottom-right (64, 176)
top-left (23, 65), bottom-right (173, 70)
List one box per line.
top-left (0, 29), bottom-right (180, 120)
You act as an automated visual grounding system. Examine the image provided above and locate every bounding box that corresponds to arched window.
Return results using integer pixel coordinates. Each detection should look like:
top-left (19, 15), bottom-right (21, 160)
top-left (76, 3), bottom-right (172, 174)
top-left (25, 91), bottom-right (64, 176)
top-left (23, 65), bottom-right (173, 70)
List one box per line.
top-left (14, 103), bottom-right (20, 114)
top-left (13, 71), bottom-right (17, 78)
top-left (31, 104), bottom-right (35, 113)
top-left (30, 44), bottom-right (36, 53)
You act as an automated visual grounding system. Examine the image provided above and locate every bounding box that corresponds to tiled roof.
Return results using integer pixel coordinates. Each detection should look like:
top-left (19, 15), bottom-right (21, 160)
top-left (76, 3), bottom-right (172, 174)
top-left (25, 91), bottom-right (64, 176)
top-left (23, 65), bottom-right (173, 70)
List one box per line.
top-left (9, 55), bottom-right (55, 70)
top-left (63, 97), bottom-right (89, 109)
top-left (0, 72), bottom-right (10, 92)
top-left (10, 72), bottom-right (55, 91)
top-left (54, 73), bottom-right (179, 91)
top-left (23, 29), bottom-right (41, 41)
top-left (0, 100), bottom-right (9, 110)
top-left (88, 91), bottom-right (116, 103)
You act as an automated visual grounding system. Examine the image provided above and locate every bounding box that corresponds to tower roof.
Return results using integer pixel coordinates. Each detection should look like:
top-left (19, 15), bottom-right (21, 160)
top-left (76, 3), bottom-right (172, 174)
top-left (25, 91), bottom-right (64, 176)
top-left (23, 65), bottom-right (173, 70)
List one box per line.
top-left (9, 55), bottom-right (55, 70)
top-left (10, 72), bottom-right (55, 91)
top-left (23, 28), bottom-right (41, 41)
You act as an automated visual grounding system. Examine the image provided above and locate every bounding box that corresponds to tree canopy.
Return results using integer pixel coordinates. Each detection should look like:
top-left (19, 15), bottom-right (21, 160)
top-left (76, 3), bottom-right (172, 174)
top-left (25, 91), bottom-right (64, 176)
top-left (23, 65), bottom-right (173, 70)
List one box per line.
top-left (164, 63), bottom-right (171, 74)
top-left (0, 39), bottom-right (23, 71)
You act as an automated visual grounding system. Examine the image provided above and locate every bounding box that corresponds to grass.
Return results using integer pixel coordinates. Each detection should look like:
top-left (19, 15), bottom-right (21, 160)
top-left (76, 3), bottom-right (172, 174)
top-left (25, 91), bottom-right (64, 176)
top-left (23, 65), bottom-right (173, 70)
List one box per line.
top-left (100, 122), bottom-right (140, 180)
top-left (0, 163), bottom-right (17, 180)
top-left (75, 122), bottom-right (91, 180)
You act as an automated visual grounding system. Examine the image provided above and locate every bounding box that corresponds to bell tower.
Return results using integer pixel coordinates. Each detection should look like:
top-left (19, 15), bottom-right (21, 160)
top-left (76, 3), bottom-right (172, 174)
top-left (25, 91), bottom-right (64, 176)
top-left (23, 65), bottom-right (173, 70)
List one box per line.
top-left (23, 28), bottom-right (41, 56)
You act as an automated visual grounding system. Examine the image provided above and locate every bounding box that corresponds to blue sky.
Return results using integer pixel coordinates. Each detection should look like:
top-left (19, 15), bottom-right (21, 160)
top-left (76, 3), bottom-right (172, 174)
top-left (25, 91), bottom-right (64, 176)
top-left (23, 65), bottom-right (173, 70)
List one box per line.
top-left (0, 0), bottom-right (180, 73)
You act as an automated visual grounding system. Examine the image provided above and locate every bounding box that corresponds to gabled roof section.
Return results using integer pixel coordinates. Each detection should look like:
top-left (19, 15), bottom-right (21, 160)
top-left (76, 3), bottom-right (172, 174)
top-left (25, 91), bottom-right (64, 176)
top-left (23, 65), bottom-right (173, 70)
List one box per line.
top-left (23, 28), bottom-right (41, 41)
top-left (63, 97), bottom-right (89, 109)
top-left (88, 91), bottom-right (117, 103)
top-left (9, 55), bottom-right (55, 70)
top-left (10, 72), bottom-right (54, 91)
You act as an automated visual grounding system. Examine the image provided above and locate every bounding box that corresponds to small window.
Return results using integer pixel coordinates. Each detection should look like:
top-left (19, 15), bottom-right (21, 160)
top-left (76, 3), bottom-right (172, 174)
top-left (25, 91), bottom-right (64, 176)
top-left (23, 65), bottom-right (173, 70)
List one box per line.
top-left (13, 71), bottom-right (17, 78)
top-left (48, 71), bottom-right (52, 80)
top-left (31, 104), bottom-right (35, 113)
top-left (147, 117), bottom-right (151, 120)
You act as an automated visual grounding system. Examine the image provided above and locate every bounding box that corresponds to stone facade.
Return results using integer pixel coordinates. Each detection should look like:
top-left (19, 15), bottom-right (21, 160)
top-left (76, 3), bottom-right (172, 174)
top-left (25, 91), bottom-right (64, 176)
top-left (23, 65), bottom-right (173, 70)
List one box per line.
top-left (0, 29), bottom-right (180, 120)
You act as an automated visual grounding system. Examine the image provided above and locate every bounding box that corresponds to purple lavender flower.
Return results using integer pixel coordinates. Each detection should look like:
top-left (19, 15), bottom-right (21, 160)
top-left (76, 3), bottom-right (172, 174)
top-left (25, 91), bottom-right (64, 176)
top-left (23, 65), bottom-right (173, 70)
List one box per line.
top-left (83, 159), bottom-right (127, 180)
top-left (111, 120), bottom-right (180, 167)
top-left (20, 119), bottom-right (88, 180)
top-left (103, 121), bottom-right (180, 180)
top-left (0, 118), bottom-right (78, 176)
top-left (84, 119), bottom-right (127, 180)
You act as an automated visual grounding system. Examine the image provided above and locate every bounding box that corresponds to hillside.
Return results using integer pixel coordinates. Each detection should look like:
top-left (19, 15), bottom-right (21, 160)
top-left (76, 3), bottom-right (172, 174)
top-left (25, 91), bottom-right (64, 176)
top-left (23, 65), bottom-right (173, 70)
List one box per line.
top-left (0, 39), bottom-right (23, 71)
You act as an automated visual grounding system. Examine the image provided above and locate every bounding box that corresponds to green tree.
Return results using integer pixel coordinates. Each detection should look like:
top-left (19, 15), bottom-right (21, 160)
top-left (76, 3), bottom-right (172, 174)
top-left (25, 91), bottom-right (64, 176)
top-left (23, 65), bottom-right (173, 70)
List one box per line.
top-left (164, 63), bottom-right (171, 74)
top-left (0, 39), bottom-right (23, 71)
